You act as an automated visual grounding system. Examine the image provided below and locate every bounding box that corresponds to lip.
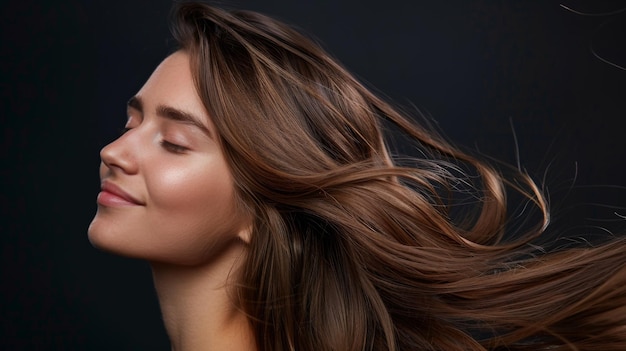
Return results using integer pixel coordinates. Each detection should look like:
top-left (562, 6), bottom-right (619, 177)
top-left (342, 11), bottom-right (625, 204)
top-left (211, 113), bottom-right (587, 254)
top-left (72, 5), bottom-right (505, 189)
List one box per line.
top-left (97, 181), bottom-right (144, 206)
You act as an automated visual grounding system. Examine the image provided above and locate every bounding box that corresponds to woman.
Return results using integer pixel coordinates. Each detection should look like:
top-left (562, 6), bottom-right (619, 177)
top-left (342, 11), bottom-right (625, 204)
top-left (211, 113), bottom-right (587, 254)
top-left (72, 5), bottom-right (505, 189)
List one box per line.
top-left (88, 2), bottom-right (626, 350)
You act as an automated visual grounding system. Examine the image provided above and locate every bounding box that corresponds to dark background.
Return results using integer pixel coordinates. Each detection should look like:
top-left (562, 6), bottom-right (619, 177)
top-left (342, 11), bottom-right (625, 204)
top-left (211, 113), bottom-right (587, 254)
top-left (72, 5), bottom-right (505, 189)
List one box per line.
top-left (1, 0), bottom-right (625, 349)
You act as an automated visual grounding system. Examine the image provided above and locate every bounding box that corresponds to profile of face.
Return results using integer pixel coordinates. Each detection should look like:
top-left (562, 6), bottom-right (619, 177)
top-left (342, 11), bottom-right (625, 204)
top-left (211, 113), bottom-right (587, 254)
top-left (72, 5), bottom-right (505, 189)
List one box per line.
top-left (88, 51), bottom-right (250, 266)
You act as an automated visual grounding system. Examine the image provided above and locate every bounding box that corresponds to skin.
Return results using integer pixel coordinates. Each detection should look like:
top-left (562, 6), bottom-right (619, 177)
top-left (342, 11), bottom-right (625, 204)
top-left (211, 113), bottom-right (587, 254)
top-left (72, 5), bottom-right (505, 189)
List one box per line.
top-left (88, 51), bottom-right (256, 350)
top-left (88, 51), bottom-right (250, 265)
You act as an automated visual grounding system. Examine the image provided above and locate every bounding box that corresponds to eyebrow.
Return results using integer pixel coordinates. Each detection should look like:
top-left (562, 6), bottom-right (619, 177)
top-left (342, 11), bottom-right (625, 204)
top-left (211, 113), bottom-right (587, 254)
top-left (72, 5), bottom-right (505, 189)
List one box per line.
top-left (127, 96), bottom-right (213, 137)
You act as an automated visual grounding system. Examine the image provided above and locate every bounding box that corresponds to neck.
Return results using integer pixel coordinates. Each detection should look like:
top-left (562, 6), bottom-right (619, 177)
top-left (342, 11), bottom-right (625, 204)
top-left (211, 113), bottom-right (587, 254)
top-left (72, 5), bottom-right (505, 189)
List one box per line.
top-left (151, 242), bottom-right (256, 351)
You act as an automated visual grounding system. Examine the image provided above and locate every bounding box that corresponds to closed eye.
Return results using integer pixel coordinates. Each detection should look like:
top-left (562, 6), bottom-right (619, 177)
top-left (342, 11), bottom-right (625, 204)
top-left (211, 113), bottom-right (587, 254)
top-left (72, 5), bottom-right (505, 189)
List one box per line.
top-left (160, 140), bottom-right (188, 154)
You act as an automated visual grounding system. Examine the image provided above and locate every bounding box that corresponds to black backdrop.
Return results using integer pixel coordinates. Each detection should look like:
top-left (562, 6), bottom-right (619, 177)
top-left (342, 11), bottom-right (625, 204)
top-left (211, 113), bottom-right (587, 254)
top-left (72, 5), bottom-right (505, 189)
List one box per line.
top-left (2, 1), bottom-right (625, 350)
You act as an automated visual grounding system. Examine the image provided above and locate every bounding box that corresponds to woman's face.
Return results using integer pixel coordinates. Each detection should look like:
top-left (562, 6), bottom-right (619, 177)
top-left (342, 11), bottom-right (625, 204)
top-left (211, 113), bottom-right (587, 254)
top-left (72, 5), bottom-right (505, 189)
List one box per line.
top-left (88, 51), bottom-right (249, 265)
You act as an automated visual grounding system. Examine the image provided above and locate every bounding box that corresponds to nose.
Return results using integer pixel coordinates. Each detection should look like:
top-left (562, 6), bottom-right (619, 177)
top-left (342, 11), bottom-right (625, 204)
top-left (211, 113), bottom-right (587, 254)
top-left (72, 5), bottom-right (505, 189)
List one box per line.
top-left (100, 131), bottom-right (139, 175)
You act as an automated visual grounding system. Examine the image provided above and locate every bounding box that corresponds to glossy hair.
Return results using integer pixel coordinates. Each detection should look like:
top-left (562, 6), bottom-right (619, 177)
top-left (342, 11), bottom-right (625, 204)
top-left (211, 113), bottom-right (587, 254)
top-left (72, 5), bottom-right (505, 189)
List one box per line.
top-left (170, 2), bottom-right (626, 350)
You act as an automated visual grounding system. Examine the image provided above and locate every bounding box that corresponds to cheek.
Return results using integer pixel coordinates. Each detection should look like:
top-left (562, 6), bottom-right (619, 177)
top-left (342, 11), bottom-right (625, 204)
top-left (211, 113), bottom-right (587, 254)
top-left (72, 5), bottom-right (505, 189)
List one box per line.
top-left (145, 155), bottom-right (242, 254)
top-left (143, 158), bottom-right (243, 264)
top-left (148, 157), bottom-right (234, 213)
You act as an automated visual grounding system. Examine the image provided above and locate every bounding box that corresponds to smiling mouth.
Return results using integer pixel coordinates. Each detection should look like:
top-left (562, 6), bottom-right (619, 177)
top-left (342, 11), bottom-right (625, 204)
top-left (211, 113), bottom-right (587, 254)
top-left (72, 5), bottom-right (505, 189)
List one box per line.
top-left (97, 182), bottom-right (144, 206)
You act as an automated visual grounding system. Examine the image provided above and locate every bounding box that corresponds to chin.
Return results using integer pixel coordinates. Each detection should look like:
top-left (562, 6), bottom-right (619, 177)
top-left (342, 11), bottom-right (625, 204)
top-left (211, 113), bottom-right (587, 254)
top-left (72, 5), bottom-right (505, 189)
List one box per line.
top-left (88, 216), bottom-right (193, 265)
top-left (87, 215), bottom-right (137, 258)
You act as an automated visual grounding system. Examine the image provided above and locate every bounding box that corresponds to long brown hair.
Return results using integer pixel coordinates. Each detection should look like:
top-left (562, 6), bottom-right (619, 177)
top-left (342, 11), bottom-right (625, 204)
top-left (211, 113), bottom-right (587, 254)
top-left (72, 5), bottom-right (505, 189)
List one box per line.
top-left (170, 2), bottom-right (626, 350)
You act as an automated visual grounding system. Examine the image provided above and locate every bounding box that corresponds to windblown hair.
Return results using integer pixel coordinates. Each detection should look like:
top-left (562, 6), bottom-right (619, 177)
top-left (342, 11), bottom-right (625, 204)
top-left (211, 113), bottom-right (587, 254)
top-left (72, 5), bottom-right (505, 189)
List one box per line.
top-left (170, 2), bottom-right (626, 350)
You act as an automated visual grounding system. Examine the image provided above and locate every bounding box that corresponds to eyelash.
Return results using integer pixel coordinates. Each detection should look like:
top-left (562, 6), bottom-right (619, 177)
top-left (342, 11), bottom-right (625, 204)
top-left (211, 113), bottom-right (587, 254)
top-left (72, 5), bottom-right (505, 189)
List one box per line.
top-left (160, 140), bottom-right (188, 154)
top-left (119, 127), bottom-right (188, 154)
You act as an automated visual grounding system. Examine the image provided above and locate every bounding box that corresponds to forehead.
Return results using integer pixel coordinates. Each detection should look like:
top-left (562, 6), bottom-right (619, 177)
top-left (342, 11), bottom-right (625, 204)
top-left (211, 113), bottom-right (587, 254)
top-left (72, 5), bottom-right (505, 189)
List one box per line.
top-left (136, 51), bottom-right (203, 113)
top-left (134, 51), bottom-right (213, 128)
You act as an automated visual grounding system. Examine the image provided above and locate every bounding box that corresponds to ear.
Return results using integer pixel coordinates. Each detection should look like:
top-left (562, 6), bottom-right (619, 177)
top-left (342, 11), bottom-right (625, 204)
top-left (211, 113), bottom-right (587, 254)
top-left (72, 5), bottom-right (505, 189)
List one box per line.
top-left (234, 201), bottom-right (254, 244)
top-left (236, 221), bottom-right (253, 244)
